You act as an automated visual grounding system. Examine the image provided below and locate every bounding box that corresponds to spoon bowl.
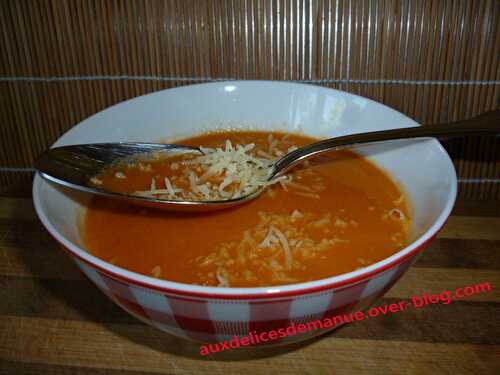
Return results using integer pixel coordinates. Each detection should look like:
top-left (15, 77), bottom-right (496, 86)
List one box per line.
top-left (35, 142), bottom-right (264, 211)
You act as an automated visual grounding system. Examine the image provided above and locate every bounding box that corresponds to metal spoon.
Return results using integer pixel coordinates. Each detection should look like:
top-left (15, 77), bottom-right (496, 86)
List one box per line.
top-left (35, 110), bottom-right (499, 212)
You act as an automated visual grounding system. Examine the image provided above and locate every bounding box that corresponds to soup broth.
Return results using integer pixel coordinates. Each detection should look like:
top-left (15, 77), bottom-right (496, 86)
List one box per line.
top-left (83, 131), bottom-right (410, 287)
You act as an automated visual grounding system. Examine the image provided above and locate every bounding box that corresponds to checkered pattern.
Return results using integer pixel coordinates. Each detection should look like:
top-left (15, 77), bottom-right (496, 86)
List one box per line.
top-left (74, 249), bottom-right (419, 345)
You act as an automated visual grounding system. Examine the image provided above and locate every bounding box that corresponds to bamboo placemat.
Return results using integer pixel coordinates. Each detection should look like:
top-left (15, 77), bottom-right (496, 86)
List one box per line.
top-left (1, 0), bottom-right (499, 198)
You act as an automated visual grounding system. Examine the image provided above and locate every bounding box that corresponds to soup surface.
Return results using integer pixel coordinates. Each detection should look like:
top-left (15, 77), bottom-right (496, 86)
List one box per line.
top-left (83, 131), bottom-right (410, 287)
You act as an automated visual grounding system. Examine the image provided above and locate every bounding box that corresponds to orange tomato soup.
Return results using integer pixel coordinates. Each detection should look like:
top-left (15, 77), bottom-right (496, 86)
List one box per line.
top-left (83, 131), bottom-right (410, 287)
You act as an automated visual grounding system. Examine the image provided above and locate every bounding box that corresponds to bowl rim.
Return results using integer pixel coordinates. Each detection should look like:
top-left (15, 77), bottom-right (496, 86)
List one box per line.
top-left (32, 80), bottom-right (458, 300)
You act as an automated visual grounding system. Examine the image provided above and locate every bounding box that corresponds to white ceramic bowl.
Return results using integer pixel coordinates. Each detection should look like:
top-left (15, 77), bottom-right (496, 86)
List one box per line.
top-left (33, 81), bottom-right (457, 346)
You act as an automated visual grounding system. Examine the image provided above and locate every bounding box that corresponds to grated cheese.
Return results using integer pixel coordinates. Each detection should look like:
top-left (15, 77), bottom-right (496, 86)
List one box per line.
top-left (279, 178), bottom-right (290, 192)
top-left (164, 177), bottom-right (176, 197)
top-left (388, 208), bottom-right (406, 221)
top-left (151, 265), bottom-right (162, 278)
top-left (258, 227), bottom-right (276, 248)
top-left (334, 217), bottom-right (348, 228)
top-left (195, 210), bottom-right (354, 287)
top-left (101, 137), bottom-right (327, 203)
top-left (294, 191), bottom-right (320, 199)
top-left (270, 225), bottom-right (293, 269)
top-left (256, 149), bottom-right (274, 159)
top-left (291, 209), bottom-right (304, 221)
top-left (138, 163), bottom-right (152, 172)
top-left (134, 141), bottom-right (277, 201)
top-left (393, 194), bottom-right (404, 205)
top-left (310, 213), bottom-right (332, 228)
top-left (90, 177), bottom-right (103, 185)
top-left (216, 267), bottom-right (230, 287)
top-left (286, 180), bottom-right (316, 193)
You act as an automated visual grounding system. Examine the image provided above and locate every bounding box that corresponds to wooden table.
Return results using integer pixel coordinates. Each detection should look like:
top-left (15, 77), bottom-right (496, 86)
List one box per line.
top-left (1, 184), bottom-right (499, 374)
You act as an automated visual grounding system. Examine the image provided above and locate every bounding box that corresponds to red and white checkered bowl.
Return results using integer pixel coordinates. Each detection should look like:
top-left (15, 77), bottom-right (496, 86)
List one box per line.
top-left (33, 81), bottom-right (457, 346)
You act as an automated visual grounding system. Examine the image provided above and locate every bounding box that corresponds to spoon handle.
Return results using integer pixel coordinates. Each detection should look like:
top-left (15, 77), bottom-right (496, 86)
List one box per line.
top-left (272, 109), bottom-right (500, 178)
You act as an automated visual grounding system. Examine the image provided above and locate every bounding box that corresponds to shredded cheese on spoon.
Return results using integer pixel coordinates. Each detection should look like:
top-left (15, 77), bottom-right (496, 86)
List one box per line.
top-left (133, 141), bottom-right (280, 201)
